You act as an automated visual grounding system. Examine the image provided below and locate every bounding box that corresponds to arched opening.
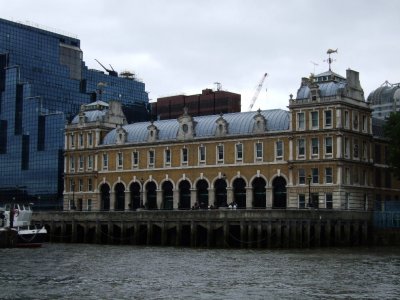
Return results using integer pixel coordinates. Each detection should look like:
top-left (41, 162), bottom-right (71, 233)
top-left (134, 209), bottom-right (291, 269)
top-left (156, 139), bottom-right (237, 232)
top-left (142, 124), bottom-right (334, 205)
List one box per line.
top-left (114, 183), bottom-right (125, 211)
top-left (196, 180), bottom-right (209, 209)
top-left (179, 180), bottom-right (191, 209)
top-left (272, 176), bottom-right (287, 208)
top-left (162, 181), bottom-right (173, 210)
top-left (232, 178), bottom-right (246, 208)
top-left (252, 177), bottom-right (266, 208)
top-left (215, 178), bottom-right (227, 208)
top-left (100, 184), bottom-right (110, 211)
top-left (146, 182), bottom-right (157, 210)
top-left (129, 182), bottom-right (141, 210)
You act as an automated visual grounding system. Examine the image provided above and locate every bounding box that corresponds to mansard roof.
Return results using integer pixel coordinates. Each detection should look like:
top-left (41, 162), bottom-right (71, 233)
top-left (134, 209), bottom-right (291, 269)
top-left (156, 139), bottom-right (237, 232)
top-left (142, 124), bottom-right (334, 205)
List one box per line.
top-left (296, 69), bottom-right (347, 100)
top-left (102, 109), bottom-right (289, 145)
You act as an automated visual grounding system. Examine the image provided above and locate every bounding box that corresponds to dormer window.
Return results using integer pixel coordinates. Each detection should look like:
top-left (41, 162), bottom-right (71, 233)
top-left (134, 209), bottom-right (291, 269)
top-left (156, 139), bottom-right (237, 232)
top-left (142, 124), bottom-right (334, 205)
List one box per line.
top-left (253, 110), bottom-right (267, 133)
top-left (177, 108), bottom-right (196, 140)
top-left (116, 126), bottom-right (127, 145)
top-left (215, 115), bottom-right (228, 136)
top-left (147, 122), bottom-right (159, 142)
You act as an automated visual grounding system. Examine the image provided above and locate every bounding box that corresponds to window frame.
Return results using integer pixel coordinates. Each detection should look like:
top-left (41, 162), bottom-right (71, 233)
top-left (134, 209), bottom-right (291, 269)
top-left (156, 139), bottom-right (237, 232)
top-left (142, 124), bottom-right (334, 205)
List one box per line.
top-left (276, 140), bottom-right (283, 160)
top-left (102, 153), bottom-right (108, 170)
top-left (310, 111), bottom-right (319, 129)
top-left (217, 144), bottom-right (224, 163)
top-left (325, 137), bottom-right (333, 157)
top-left (297, 112), bottom-right (305, 130)
top-left (311, 137), bottom-right (319, 157)
top-left (132, 151), bottom-right (139, 169)
top-left (325, 167), bottom-right (333, 184)
top-left (199, 145), bottom-right (206, 164)
top-left (148, 150), bottom-right (155, 167)
top-left (297, 138), bottom-right (305, 158)
top-left (181, 147), bottom-right (188, 165)
top-left (164, 148), bottom-right (171, 166)
top-left (324, 110), bottom-right (332, 128)
top-left (236, 143), bottom-right (243, 162)
top-left (255, 142), bottom-right (263, 161)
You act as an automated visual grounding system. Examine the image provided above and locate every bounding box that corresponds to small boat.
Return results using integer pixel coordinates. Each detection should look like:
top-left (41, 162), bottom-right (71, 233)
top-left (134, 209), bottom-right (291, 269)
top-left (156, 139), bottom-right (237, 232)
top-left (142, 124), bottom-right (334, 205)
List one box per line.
top-left (0, 203), bottom-right (47, 248)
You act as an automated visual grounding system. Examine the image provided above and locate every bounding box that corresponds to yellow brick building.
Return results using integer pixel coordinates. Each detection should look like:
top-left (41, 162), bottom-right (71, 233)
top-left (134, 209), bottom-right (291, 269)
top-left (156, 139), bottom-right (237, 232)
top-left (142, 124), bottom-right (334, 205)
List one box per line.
top-left (63, 69), bottom-right (400, 211)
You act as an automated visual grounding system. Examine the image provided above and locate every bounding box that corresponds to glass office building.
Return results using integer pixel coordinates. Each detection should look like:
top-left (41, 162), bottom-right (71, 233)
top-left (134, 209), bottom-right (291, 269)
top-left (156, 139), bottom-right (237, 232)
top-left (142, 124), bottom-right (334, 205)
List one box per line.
top-left (0, 18), bottom-right (149, 208)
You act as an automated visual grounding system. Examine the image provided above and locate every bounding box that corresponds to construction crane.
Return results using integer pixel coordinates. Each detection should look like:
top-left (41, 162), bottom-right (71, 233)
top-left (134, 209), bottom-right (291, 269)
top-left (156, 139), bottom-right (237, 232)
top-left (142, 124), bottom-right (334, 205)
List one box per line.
top-left (248, 73), bottom-right (268, 111)
top-left (95, 59), bottom-right (118, 77)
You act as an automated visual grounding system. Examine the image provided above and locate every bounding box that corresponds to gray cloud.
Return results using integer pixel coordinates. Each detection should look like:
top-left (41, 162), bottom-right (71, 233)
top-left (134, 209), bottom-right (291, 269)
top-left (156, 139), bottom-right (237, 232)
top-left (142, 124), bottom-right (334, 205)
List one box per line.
top-left (3, 0), bottom-right (400, 109)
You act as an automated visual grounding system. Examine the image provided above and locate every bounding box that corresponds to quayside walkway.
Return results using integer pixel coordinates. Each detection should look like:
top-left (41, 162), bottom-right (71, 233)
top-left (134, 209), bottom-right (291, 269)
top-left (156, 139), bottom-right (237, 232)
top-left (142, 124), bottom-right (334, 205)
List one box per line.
top-left (32, 210), bottom-right (372, 248)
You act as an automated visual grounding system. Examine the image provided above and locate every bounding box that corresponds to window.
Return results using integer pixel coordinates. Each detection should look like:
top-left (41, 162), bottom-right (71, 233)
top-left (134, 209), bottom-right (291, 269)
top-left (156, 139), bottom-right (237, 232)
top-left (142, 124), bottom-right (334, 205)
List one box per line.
top-left (87, 155), bottom-right (93, 170)
top-left (117, 152), bottom-right (123, 168)
top-left (311, 111), bottom-right (319, 129)
top-left (297, 139), bottom-right (305, 158)
top-left (311, 138), bottom-right (319, 156)
top-left (236, 143), bottom-right (243, 161)
top-left (217, 144), bottom-right (224, 163)
top-left (181, 148), bottom-right (188, 164)
top-left (255, 142), bottom-right (263, 160)
top-left (87, 132), bottom-right (93, 146)
top-left (132, 151), bottom-right (139, 168)
top-left (375, 144), bottom-right (381, 164)
top-left (297, 112), bottom-right (305, 130)
top-left (78, 179), bottom-right (83, 192)
top-left (345, 193), bottom-right (350, 209)
top-left (325, 137), bottom-right (333, 156)
top-left (298, 169), bottom-right (306, 184)
top-left (165, 149), bottom-right (171, 165)
top-left (70, 179), bottom-right (75, 192)
top-left (88, 178), bottom-right (93, 191)
top-left (79, 133), bottom-right (83, 147)
top-left (362, 141), bottom-right (367, 160)
top-left (344, 111), bottom-right (349, 128)
top-left (353, 113), bottom-right (359, 130)
top-left (298, 194), bottom-right (306, 209)
top-left (344, 167), bottom-right (350, 184)
top-left (87, 199), bottom-right (92, 211)
top-left (324, 110), bottom-right (332, 128)
top-left (362, 115), bottom-right (367, 132)
top-left (199, 145), bottom-right (206, 163)
top-left (148, 150), bottom-right (155, 167)
top-left (326, 193), bottom-right (333, 209)
top-left (70, 156), bottom-right (75, 171)
top-left (325, 167), bottom-right (333, 184)
top-left (354, 139), bottom-right (359, 158)
top-left (276, 140), bottom-right (283, 160)
top-left (103, 153), bottom-right (108, 169)
top-left (311, 168), bottom-right (319, 184)
top-left (79, 155), bottom-right (84, 170)
top-left (344, 137), bottom-right (350, 158)
top-left (70, 134), bottom-right (75, 148)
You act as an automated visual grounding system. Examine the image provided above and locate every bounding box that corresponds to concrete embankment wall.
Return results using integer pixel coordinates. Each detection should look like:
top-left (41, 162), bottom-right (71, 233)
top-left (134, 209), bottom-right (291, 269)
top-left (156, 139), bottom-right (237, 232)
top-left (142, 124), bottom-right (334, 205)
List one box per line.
top-left (32, 210), bottom-right (373, 248)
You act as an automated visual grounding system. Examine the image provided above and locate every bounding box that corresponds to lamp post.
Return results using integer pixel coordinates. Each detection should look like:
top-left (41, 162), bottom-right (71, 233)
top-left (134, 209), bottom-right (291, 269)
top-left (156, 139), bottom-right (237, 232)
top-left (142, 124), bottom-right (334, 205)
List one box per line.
top-left (307, 174), bottom-right (312, 208)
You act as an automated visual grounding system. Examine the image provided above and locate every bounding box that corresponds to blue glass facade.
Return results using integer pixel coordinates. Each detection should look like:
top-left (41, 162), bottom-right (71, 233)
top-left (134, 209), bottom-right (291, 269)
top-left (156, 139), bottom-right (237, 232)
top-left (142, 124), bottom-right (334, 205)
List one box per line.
top-left (0, 18), bottom-right (149, 208)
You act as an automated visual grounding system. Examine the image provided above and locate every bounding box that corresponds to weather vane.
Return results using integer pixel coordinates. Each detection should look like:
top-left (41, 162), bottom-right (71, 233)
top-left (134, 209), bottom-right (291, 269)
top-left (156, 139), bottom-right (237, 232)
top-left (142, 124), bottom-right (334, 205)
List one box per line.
top-left (325, 48), bottom-right (338, 71)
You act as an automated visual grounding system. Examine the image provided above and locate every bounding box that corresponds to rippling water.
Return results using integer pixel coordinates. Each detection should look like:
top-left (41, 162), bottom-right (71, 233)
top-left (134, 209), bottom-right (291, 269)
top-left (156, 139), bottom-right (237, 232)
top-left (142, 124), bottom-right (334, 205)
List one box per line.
top-left (1, 244), bottom-right (400, 299)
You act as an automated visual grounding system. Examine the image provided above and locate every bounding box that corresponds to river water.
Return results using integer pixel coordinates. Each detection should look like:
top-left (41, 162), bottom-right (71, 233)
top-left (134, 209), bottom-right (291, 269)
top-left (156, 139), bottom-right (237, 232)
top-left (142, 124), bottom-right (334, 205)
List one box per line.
top-left (1, 244), bottom-right (399, 300)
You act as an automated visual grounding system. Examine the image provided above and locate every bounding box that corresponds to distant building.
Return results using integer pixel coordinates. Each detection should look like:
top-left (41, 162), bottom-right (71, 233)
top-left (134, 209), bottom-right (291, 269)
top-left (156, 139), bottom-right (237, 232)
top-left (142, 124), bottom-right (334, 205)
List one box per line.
top-left (368, 81), bottom-right (400, 119)
top-left (0, 18), bottom-right (150, 208)
top-left (63, 68), bottom-right (400, 212)
top-left (151, 89), bottom-right (241, 120)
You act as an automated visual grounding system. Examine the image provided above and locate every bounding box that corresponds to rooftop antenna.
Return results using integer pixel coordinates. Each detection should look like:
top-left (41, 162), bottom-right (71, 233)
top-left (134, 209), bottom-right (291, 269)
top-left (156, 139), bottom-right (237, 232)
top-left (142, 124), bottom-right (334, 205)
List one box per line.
top-left (310, 61), bottom-right (319, 74)
top-left (214, 82), bottom-right (222, 91)
top-left (324, 48), bottom-right (338, 71)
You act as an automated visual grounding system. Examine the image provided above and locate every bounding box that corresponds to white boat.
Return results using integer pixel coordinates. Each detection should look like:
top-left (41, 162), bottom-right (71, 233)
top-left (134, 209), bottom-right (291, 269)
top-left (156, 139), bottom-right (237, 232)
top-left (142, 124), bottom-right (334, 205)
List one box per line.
top-left (0, 203), bottom-right (47, 247)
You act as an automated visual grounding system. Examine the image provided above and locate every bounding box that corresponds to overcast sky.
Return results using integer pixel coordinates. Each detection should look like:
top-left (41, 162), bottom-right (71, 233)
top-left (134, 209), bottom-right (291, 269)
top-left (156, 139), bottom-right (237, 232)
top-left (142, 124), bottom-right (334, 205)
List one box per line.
top-left (2, 0), bottom-right (400, 110)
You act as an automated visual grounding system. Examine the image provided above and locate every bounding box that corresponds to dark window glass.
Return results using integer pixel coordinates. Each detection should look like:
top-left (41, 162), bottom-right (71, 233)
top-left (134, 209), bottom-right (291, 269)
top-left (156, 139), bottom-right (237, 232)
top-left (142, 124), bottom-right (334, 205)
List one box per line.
top-left (21, 134), bottom-right (29, 170)
top-left (0, 120), bottom-right (7, 154)
top-left (37, 116), bottom-right (45, 151)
